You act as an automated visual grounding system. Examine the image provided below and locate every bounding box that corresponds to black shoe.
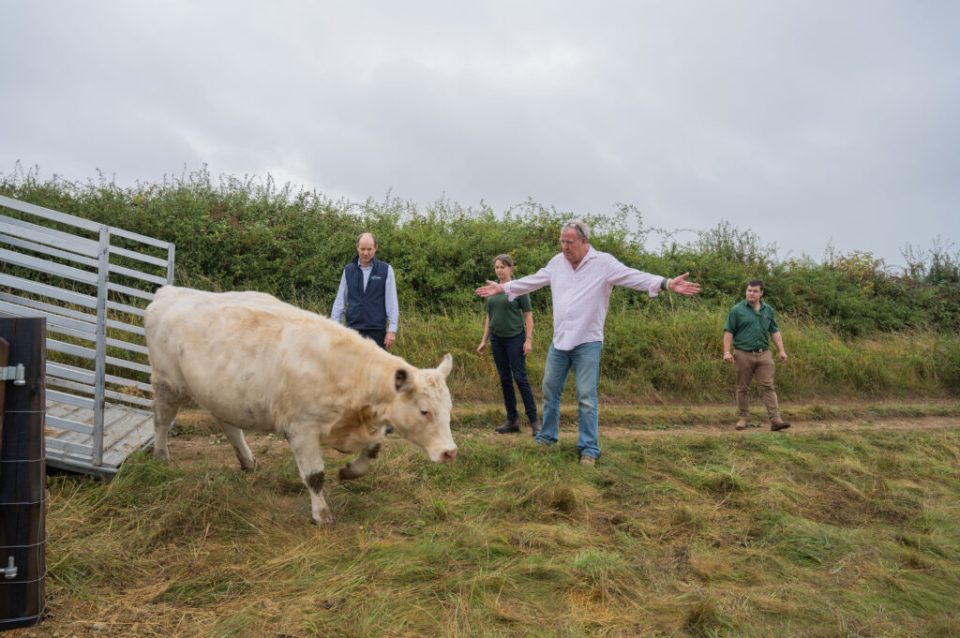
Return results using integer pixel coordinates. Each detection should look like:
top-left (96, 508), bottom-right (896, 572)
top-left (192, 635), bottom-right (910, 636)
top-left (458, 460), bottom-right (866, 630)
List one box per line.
top-left (771, 421), bottom-right (791, 432)
top-left (529, 418), bottom-right (541, 437)
top-left (495, 418), bottom-right (520, 434)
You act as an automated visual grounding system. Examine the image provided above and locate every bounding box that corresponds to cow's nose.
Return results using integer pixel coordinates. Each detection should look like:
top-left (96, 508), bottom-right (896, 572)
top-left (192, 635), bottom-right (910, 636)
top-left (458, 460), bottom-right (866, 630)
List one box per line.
top-left (441, 448), bottom-right (458, 463)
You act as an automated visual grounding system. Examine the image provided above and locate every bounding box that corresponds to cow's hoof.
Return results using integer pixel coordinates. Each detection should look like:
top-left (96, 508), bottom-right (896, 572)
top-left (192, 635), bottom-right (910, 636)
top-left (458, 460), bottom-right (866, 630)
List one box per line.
top-left (338, 465), bottom-right (363, 481)
top-left (311, 512), bottom-right (335, 526)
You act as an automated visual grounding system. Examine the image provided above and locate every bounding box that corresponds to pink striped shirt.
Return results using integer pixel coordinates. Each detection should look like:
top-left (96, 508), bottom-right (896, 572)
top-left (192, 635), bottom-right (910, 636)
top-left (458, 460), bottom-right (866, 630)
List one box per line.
top-left (503, 247), bottom-right (666, 350)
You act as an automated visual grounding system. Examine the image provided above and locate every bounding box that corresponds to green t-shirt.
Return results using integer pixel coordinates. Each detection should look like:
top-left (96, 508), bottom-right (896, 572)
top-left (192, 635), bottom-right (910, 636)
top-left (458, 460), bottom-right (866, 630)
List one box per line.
top-left (724, 300), bottom-right (780, 351)
top-left (485, 292), bottom-right (532, 338)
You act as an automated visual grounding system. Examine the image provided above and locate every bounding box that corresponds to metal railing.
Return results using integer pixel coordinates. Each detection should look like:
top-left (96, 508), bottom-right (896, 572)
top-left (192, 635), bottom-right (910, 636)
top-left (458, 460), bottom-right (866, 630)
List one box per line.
top-left (0, 195), bottom-right (174, 472)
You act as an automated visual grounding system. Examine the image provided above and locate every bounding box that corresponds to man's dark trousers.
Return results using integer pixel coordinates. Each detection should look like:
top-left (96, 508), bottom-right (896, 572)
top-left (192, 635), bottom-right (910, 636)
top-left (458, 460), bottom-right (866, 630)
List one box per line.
top-left (359, 330), bottom-right (387, 350)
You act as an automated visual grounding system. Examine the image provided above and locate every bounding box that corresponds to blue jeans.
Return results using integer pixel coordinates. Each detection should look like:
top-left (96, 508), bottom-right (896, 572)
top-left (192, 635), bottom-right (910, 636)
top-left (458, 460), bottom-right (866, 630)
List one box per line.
top-left (535, 341), bottom-right (602, 459)
top-left (490, 332), bottom-right (538, 423)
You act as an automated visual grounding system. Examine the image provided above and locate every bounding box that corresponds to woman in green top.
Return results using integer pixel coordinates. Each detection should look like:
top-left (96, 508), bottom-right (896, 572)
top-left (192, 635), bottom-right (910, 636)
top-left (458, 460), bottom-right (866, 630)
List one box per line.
top-left (476, 254), bottom-right (540, 435)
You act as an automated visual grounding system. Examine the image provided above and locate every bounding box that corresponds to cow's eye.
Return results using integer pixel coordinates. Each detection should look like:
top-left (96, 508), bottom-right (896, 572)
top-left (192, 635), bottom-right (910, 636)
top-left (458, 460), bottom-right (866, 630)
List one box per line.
top-left (420, 409), bottom-right (431, 417)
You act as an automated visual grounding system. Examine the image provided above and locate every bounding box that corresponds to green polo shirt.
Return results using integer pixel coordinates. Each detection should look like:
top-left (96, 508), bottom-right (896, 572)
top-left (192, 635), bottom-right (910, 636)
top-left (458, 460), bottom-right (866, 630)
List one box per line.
top-left (485, 292), bottom-right (532, 338)
top-left (724, 300), bottom-right (780, 351)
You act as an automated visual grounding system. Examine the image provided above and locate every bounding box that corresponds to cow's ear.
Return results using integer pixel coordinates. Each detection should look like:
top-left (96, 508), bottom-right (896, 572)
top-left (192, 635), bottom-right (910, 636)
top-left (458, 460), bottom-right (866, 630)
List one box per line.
top-left (437, 353), bottom-right (453, 379)
top-left (395, 368), bottom-right (411, 392)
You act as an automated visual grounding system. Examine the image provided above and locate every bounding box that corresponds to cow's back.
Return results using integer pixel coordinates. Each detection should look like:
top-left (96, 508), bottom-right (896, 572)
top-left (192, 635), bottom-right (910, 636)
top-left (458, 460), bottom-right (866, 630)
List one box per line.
top-left (146, 286), bottom-right (376, 431)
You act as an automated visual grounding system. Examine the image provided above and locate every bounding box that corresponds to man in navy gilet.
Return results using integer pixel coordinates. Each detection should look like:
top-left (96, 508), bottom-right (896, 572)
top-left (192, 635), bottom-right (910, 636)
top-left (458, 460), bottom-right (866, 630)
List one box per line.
top-left (331, 232), bottom-right (399, 349)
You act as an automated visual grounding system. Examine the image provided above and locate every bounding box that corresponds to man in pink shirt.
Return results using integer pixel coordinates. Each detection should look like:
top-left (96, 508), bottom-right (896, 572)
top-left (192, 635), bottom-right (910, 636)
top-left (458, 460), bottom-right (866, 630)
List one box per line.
top-left (477, 219), bottom-right (701, 465)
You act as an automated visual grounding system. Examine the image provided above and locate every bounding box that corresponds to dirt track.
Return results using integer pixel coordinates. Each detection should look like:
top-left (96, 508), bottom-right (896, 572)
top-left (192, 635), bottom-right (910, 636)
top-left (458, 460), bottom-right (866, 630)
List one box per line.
top-left (167, 409), bottom-right (960, 460)
top-left (597, 415), bottom-right (960, 439)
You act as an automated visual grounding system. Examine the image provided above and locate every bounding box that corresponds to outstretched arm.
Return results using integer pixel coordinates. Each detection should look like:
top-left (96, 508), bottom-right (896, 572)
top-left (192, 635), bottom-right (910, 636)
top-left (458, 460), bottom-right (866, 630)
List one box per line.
top-left (605, 257), bottom-right (701, 298)
top-left (478, 267), bottom-right (552, 300)
top-left (476, 281), bottom-right (505, 298)
top-left (666, 272), bottom-right (701, 296)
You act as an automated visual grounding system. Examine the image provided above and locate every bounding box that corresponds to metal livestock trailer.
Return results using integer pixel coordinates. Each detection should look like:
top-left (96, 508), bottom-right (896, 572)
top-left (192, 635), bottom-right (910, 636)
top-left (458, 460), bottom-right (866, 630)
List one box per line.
top-left (0, 194), bottom-right (174, 476)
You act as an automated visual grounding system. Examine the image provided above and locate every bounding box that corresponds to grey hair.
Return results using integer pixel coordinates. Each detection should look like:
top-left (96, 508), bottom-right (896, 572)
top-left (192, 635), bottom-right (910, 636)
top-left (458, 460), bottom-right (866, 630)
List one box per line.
top-left (562, 219), bottom-right (590, 240)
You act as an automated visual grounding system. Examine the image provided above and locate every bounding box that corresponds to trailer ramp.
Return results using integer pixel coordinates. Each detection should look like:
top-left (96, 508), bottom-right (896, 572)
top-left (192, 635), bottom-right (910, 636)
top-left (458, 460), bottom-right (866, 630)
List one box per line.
top-left (0, 194), bottom-right (174, 476)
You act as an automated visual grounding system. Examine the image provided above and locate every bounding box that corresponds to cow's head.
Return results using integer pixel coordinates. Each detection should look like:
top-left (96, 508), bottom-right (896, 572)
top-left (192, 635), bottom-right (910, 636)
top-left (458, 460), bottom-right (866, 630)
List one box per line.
top-left (387, 353), bottom-right (457, 463)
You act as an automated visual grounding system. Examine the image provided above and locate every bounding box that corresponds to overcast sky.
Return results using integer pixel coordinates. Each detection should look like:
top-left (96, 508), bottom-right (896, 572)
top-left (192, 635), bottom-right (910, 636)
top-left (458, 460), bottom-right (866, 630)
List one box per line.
top-left (2, 1), bottom-right (957, 267)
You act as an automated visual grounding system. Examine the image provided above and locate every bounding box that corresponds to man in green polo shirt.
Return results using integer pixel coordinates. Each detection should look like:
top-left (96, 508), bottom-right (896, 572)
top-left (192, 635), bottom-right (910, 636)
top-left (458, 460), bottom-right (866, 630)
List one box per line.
top-left (722, 279), bottom-right (791, 432)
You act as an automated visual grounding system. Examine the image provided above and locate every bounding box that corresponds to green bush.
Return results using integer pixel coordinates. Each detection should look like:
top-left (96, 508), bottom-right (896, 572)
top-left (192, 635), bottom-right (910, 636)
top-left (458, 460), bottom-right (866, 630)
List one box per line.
top-left (2, 165), bottom-right (957, 335)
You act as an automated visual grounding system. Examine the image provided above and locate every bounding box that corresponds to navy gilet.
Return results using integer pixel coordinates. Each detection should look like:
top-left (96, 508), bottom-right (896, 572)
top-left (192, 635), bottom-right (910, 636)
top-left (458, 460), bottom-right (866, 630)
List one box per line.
top-left (344, 256), bottom-right (389, 331)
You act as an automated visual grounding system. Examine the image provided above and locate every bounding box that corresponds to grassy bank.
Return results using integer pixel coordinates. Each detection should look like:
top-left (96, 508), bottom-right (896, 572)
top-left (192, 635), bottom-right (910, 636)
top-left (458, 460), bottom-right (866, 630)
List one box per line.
top-left (27, 419), bottom-right (960, 637)
top-left (74, 305), bottom-right (958, 416)
top-left (392, 308), bottom-right (960, 405)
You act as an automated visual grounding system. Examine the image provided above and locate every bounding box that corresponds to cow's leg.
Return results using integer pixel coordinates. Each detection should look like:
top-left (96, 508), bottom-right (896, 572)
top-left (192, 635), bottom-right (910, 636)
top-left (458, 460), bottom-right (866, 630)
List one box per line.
top-left (221, 424), bottom-right (257, 471)
top-left (339, 442), bottom-right (382, 481)
top-left (286, 429), bottom-right (333, 525)
top-left (152, 381), bottom-right (183, 462)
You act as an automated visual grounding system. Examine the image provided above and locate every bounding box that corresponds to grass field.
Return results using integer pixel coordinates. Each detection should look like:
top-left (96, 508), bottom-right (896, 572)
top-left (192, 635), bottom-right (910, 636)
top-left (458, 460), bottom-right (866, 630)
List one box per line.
top-left (9, 402), bottom-right (960, 638)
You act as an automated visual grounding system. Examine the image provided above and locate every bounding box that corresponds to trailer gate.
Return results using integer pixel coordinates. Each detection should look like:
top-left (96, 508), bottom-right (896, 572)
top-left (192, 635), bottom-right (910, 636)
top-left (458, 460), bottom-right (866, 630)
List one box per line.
top-left (0, 194), bottom-right (174, 476)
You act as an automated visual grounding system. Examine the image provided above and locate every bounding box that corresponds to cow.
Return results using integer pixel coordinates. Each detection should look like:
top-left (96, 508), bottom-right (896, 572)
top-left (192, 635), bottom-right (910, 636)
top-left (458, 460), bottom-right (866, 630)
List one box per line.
top-left (143, 286), bottom-right (457, 525)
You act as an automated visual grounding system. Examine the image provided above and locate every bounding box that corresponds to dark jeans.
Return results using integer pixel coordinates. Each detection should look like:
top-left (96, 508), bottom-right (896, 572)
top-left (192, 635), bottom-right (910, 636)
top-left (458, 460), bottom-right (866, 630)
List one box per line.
top-left (490, 332), bottom-right (538, 423)
top-left (359, 329), bottom-right (387, 350)
top-left (360, 328), bottom-right (392, 433)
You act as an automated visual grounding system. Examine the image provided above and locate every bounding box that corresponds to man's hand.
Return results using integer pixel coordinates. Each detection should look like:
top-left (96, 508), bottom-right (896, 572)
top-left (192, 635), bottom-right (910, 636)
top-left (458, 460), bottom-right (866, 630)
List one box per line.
top-left (523, 339), bottom-right (532, 356)
top-left (779, 351), bottom-right (788, 363)
top-left (668, 272), bottom-right (701, 296)
top-left (385, 331), bottom-right (396, 349)
top-left (723, 351), bottom-right (735, 364)
top-left (476, 339), bottom-right (487, 354)
top-left (476, 281), bottom-right (505, 298)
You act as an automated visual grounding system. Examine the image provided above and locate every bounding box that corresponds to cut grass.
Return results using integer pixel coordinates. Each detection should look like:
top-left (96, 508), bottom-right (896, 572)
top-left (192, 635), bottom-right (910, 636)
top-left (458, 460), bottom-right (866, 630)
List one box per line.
top-left (19, 413), bottom-right (960, 637)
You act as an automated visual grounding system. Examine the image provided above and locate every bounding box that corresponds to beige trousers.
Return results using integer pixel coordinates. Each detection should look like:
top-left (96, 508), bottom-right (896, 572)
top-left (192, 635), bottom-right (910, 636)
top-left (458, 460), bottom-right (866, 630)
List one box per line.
top-left (733, 349), bottom-right (781, 421)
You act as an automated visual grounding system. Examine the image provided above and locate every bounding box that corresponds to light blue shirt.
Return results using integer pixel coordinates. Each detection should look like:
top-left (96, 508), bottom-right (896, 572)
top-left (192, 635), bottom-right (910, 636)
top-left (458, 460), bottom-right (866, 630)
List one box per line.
top-left (330, 262), bottom-right (399, 333)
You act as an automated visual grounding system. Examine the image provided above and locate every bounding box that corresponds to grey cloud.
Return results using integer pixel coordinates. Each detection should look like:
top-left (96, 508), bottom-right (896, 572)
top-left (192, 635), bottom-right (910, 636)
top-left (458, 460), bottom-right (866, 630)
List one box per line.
top-left (1, 0), bottom-right (957, 267)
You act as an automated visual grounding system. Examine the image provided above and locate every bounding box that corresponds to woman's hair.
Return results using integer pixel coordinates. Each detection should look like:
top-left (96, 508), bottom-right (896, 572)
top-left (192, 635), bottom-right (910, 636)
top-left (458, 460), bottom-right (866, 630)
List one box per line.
top-left (493, 254), bottom-right (514, 269)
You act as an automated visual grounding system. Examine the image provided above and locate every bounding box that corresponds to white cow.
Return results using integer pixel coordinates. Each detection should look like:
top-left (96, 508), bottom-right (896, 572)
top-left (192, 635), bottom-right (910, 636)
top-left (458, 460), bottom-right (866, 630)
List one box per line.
top-left (144, 286), bottom-right (457, 525)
